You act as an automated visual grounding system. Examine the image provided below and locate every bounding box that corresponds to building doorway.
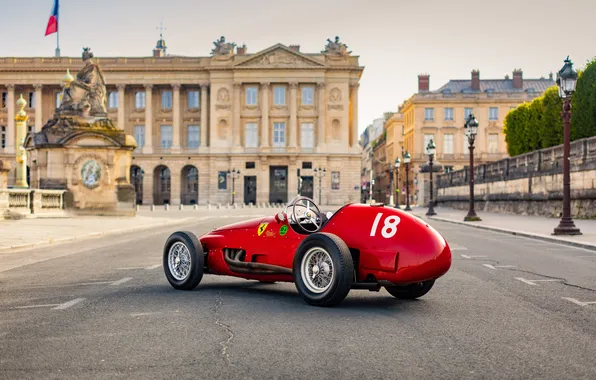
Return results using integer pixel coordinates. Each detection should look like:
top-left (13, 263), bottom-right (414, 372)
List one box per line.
top-left (301, 176), bottom-right (314, 199)
top-left (269, 166), bottom-right (288, 203)
top-left (181, 165), bottom-right (198, 205)
top-left (130, 165), bottom-right (143, 204)
top-left (244, 176), bottom-right (257, 205)
top-left (153, 165), bottom-right (171, 205)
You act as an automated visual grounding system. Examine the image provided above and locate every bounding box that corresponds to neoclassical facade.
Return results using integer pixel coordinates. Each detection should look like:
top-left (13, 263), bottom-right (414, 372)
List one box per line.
top-left (0, 37), bottom-right (364, 205)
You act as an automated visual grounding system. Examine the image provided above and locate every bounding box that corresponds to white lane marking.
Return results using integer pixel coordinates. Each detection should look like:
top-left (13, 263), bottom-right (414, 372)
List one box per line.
top-left (461, 254), bottom-right (487, 259)
top-left (577, 256), bottom-right (596, 258)
top-left (14, 303), bottom-right (60, 309)
top-left (483, 264), bottom-right (497, 270)
top-left (145, 264), bottom-right (161, 270)
top-left (130, 312), bottom-right (161, 317)
top-left (496, 265), bottom-right (517, 268)
top-left (116, 267), bottom-right (146, 270)
top-left (77, 281), bottom-right (112, 286)
top-left (515, 277), bottom-right (562, 286)
top-left (450, 246), bottom-right (469, 251)
top-left (53, 298), bottom-right (85, 310)
top-left (110, 277), bottom-right (133, 286)
top-left (562, 297), bottom-right (596, 307)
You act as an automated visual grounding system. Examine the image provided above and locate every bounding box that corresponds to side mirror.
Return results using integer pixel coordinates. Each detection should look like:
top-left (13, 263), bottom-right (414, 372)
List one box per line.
top-left (275, 212), bottom-right (286, 223)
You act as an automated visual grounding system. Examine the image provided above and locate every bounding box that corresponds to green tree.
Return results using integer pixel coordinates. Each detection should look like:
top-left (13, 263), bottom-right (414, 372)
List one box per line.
top-left (571, 57), bottom-right (596, 140)
top-left (539, 86), bottom-right (564, 148)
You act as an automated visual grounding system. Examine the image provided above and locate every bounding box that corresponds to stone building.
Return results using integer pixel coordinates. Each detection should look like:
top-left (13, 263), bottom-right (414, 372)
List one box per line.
top-left (0, 36), bottom-right (363, 205)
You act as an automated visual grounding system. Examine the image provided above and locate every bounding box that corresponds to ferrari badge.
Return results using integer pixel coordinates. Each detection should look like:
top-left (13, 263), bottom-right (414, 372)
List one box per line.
top-left (257, 223), bottom-right (268, 236)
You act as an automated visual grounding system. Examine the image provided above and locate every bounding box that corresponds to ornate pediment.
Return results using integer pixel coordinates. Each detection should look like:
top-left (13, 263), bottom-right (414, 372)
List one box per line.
top-left (234, 44), bottom-right (326, 68)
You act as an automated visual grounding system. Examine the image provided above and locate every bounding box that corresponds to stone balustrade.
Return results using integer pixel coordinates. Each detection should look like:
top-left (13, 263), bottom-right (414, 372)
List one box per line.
top-left (0, 189), bottom-right (66, 219)
top-left (436, 136), bottom-right (596, 218)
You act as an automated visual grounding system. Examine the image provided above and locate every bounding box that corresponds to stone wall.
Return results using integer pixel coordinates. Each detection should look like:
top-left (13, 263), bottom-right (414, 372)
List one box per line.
top-left (436, 136), bottom-right (596, 218)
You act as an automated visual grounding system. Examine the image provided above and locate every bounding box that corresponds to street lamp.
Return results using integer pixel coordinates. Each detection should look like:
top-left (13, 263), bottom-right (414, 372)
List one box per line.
top-left (426, 138), bottom-right (436, 216)
top-left (464, 113), bottom-right (481, 221)
top-left (403, 150), bottom-right (411, 211)
top-left (313, 167), bottom-right (326, 205)
top-left (394, 157), bottom-right (401, 209)
top-left (553, 56), bottom-right (581, 235)
top-left (227, 168), bottom-right (240, 205)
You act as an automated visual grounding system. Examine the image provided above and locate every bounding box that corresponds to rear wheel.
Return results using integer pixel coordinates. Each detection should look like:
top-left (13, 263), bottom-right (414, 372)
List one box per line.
top-left (293, 233), bottom-right (353, 307)
top-left (385, 280), bottom-right (435, 299)
top-left (163, 231), bottom-right (204, 290)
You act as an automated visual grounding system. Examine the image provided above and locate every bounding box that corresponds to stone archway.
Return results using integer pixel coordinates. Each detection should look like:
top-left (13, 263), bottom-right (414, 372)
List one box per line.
top-left (181, 165), bottom-right (198, 205)
top-left (130, 165), bottom-right (143, 205)
top-left (153, 165), bottom-right (171, 205)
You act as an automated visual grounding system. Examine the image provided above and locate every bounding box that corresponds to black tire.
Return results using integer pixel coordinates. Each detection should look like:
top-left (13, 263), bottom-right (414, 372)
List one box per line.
top-left (293, 233), bottom-right (353, 307)
top-left (163, 231), bottom-right (204, 290)
top-left (385, 280), bottom-right (435, 300)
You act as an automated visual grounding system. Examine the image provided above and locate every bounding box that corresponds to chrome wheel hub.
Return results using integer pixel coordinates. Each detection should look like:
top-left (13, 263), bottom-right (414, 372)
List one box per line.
top-left (168, 242), bottom-right (191, 281)
top-left (301, 247), bottom-right (334, 294)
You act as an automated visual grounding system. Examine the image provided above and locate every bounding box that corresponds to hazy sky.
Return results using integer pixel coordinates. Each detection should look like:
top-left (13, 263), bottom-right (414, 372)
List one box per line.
top-left (1, 0), bottom-right (595, 133)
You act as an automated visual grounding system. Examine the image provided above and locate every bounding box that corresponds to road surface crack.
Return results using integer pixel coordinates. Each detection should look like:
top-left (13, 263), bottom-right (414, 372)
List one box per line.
top-left (213, 293), bottom-right (234, 366)
top-left (501, 267), bottom-right (596, 292)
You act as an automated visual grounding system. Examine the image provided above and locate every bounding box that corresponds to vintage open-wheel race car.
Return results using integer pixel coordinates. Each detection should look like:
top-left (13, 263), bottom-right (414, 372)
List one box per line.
top-left (162, 196), bottom-right (452, 307)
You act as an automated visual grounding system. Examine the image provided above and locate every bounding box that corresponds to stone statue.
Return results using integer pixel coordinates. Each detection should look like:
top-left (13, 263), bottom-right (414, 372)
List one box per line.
top-left (322, 36), bottom-right (351, 56)
top-left (211, 36), bottom-right (237, 56)
top-left (59, 47), bottom-right (108, 117)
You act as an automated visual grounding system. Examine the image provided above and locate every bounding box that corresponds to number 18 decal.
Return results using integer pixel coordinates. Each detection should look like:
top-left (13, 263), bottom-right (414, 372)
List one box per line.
top-left (370, 212), bottom-right (400, 238)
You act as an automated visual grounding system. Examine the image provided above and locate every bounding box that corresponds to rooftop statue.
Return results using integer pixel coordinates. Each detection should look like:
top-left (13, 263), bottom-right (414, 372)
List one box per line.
top-left (322, 36), bottom-right (351, 56)
top-left (211, 36), bottom-right (237, 56)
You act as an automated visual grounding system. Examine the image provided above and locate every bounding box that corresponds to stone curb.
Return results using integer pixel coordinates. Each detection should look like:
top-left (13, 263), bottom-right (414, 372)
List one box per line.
top-left (428, 215), bottom-right (596, 252)
top-left (0, 217), bottom-right (198, 254)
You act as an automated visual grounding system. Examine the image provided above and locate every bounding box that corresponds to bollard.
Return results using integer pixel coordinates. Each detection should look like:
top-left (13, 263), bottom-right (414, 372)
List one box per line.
top-left (233, 204), bottom-right (237, 209)
top-left (208, 204), bottom-right (211, 210)
top-left (194, 204), bottom-right (198, 210)
top-left (241, 203), bottom-right (245, 208)
top-left (151, 204), bottom-right (155, 211)
top-left (179, 204), bottom-right (184, 211)
top-left (136, 204), bottom-right (140, 212)
top-left (226, 204), bottom-right (229, 209)
top-left (217, 203), bottom-right (221, 209)
top-left (165, 204), bottom-right (169, 211)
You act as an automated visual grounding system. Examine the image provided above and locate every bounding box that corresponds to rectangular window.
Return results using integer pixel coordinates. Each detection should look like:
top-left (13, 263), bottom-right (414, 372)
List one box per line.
top-left (489, 107), bottom-right (499, 120)
top-left (1, 92), bottom-right (6, 109)
top-left (108, 92), bottom-right (118, 109)
top-left (246, 87), bottom-right (258, 105)
top-left (331, 171), bottom-right (340, 190)
top-left (302, 162), bottom-right (312, 169)
top-left (464, 107), bottom-right (473, 120)
top-left (161, 91), bottom-right (172, 109)
top-left (444, 107), bottom-right (453, 120)
top-left (134, 125), bottom-right (145, 149)
top-left (424, 108), bottom-right (434, 120)
top-left (135, 92), bottom-right (146, 109)
top-left (300, 123), bottom-right (314, 149)
top-left (56, 92), bottom-right (61, 108)
top-left (187, 125), bottom-right (200, 149)
top-left (29, 92), bottom-right (36, 109)
top-left (302, 86), bottom-right (314, 105)
top-left (443, 133), bottom-right (454, 154)
top-left (245, 122), bottom-right (258, 148)
top-left (488, 133), bottom-right (499, 153)
top-left (245, 162), bottom-right (256, 169)
top-left (423, 133), bottom-right (435, 152)
top-left (188, 90), bottom-right (200, 109)
top-left (1, 126), bottom-right (6, 149)
top-left (160, 125), bottom-right (172, 149)
top-left (273, 122), bottom-right (286, 147)
top-left (218, 171), bottom-right (227, 190)
top-left (273, 86), bottom-right (286, 105)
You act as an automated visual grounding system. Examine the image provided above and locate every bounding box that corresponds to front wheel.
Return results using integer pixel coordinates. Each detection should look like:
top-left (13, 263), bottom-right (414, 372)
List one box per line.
top-left (163, 231), bottom-right (204, 290)
top-left (293, 233), bottom-right (353, 307)
top-left (385, 280), bottom-right (435, 300)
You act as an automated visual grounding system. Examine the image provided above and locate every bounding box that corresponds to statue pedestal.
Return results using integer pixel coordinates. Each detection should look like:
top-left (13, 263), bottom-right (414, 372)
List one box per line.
top-left (26, 119), bottom-right (137, 216)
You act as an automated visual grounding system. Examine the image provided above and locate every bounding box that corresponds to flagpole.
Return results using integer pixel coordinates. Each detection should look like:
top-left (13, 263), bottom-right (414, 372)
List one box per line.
top-left (55, 0), bottom-right (60, 57)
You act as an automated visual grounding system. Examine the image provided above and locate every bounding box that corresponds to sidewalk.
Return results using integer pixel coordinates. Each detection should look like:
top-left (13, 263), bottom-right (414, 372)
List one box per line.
top-left (411, 206), bottom-right (596, 251)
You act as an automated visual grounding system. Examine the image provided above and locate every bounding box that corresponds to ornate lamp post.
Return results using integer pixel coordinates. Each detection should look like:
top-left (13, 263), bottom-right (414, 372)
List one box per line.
top-left (553, 56), bottom-right (581, 235)
top-left (227, 168), bottom-right (240, 205)
top-left (313, 167), bottom-right (326, 204)
top-left (394, 157), bottom-right (401, 209)
top-left (403, 151), bottom-right (411, 211)
top-left (14, 95), bottom-right (29, 189)
top-left (426, 138), bottom-right (436, 216)
top-left (464, 113), bottom-right (481, 221)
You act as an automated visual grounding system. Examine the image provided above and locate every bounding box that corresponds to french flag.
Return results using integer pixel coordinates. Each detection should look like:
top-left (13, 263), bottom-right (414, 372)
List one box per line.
top-left (45, 0), bottom-right (59, 36)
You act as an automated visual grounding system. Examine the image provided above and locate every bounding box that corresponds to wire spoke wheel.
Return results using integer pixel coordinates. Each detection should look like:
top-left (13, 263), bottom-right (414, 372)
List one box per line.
top-left (301, 247), bottom-right (335, 293)
top-left (168, 242), bottom-right (192, 281)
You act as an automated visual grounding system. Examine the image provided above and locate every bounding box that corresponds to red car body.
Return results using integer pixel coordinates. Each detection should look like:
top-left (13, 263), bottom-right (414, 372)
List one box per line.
top-left (199, 203), bottom-right (451, 286)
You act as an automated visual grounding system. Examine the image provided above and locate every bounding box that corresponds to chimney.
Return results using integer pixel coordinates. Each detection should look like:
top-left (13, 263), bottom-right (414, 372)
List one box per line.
top-left (512, 69), bottom-right (523, 89)
top-left (549, 72), bottom-right (553, 80)
top-left (471, 70), bottom-right (480, 91)
top-left (418, 74), bottom-right (430, 92)
top-left (153, 48), bottom-right (165, 58)
top-left (236, 44), bottom-right (247, 55)
top-left (289, 45), bottom-right (300, 52)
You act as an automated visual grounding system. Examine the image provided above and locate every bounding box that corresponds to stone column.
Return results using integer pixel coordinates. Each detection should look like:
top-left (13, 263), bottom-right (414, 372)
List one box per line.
top-left (200, 83), bottom-right (209, 148)
top-left (289, 82), bottom-right (298, 150)
top-left (172, 83), bottom-right (181, 152)
top-left (34, 84), bottom-right (43, 132)
top-left (260, 82), bottom-right (270, 148)
top-left (142, 166), bottom-right (153, 205)
top-left (350, 83), bottom-right (359, 149)
top-left (6, 85), bottom-right (15, 153)
top-left (143, 84), bottom-right (153, 154)
top-left (117, 84), bottom-right (126, 131)
top-left (233, 82), bottom-right (242, 148)
top-left (317, 82), bottom-right (326, 149)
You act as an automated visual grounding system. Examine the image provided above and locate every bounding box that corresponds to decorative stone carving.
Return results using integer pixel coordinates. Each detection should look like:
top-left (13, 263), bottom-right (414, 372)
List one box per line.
top-left (322, 36), bottom-right (351, 57)
top-left (171, 83), bottom-right (181, 91)
top-left (116, 84), bottom-right (126, 91)
top-left (144, 84), bottom-right (153, 90)
top-left (215, 105), bottom-right (231, 110)
top-left (6, 84), bottom-right (15, 91)
top-left (200, 83), bottom-right (209, 90)
top-left (80, 159), bottom-right (102, 189)
top-left (258, 51), bottom-right (297, 65)
top-left (317, 82), bottom-right (325, 89)
top-left (329, 88), bottom-right (342, 102)
top-left (33, 84), bottom-right (43, 91)
top-left (211, 36), bottom-right (237, 56)
top-left (217, 88), bottom-right (230, 102)
top-left (328, 104), bottom-right (344, 111)
top-left (289, 82), bottom-right (298, 90)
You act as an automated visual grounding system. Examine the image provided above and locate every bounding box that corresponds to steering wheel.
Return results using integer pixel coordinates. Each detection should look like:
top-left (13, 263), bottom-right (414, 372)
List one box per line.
top-left (289, 196), bottom-right (323, 233)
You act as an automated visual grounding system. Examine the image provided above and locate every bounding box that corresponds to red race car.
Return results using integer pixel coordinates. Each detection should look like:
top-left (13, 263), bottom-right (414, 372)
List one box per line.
top-left (162, 196), bottom-right (452, 307)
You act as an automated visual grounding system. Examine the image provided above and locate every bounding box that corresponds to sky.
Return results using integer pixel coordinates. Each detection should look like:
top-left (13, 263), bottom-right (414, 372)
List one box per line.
top-left (1, 0), bottom-right (595, 134)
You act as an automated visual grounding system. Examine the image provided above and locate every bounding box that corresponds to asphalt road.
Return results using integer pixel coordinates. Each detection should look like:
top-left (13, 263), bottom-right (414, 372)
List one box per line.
top-left (1, 213), bottom-right (596, 380)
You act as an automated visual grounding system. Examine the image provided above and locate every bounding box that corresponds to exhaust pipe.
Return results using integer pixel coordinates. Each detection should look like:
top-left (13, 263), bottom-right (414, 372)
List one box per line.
top-left (224, 249), bottom-right (293, 275)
